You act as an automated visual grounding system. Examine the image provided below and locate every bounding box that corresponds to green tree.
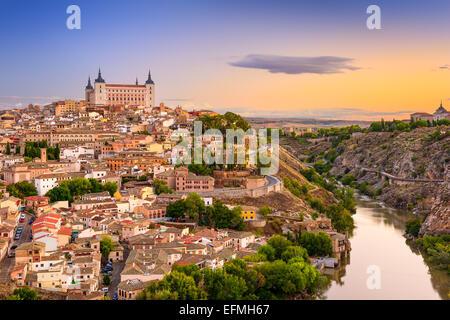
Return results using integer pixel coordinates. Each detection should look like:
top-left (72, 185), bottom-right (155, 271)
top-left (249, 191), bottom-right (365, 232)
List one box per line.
top-left (103, 181), bottom-right (118, 197)
top-left (6, 181), bottom-right (37, 199)
top-left (202, 268), bottom-right (248, 300)
top-left (212, 202), bottom-right (245, 230)
top-left (253, 259), bottom-right (320, 299)
top-left (5, 142), bottom-right (11, 155)
top-left (188, 163), bottom-right (213, 176)
top-left (45, 187), bottom-right (72, 203)
top-left (138, 271), bottom-right (206, 300)
top-left (280, 245), bottom-right (309, 262)
top-left (6, 287), bottom-right (40, 300)
top-left (166, 200), bottom-right (187, 219)
top-left (60, 177), bottom-right (92, 197)
top-left (267, 235), bottom-right (292, 260)
top-left (103, 275), bottom-right (111, 286)
top-left (369, 122), bottom-right (383, 132)
top-left (100, 236), bottom-right (114, 260)
top-left (257, 244), bottom-right (276, 261)
top-left (405, 218), bottom-right (422, 237)
top-left (341, 174), bottom-right (356, 186)
top-left (257, 206), bottom-right (272, 217)
top-left (184, 192), bottom-right (205, 220)
top-left (299, 231), bottom-right (333, 256)
top-left (171, 264), bottom-right (202, 285)
top-left (153, 179), bottom-right (174, 195)
top-left (88, 178), bottom-right (103, 193)
top-left (325, 204), bottom-right (354, 232)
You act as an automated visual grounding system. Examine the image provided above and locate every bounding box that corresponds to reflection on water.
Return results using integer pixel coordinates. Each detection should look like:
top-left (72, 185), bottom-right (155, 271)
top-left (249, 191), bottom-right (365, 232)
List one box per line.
top-left (319, 197), bottom-right (449, 300)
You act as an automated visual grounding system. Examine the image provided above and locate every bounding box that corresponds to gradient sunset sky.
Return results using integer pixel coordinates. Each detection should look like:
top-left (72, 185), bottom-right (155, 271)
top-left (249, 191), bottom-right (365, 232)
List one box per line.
top-left (0, 0), bottom-right (449, 120)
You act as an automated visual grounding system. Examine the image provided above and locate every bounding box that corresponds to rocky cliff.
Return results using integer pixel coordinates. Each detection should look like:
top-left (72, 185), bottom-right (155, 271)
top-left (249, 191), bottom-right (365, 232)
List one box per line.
top-left (419, 168), bottom-right (450, 236)
top-left (330, 126), bottom-right (449, 235)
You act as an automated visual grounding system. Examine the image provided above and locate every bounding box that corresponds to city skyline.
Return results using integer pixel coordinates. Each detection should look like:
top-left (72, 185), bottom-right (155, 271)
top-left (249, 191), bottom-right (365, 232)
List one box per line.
top-left (0, 0), bottom-right (449, 120)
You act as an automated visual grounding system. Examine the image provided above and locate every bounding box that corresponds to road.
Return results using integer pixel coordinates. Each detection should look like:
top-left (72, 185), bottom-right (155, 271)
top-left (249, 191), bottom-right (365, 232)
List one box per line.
top-left (106, 245), bottom-right (129, 299)
top-left (265, 175), bottom-right (281, 188)
top-left (0, 213), bottom-right (33, 284)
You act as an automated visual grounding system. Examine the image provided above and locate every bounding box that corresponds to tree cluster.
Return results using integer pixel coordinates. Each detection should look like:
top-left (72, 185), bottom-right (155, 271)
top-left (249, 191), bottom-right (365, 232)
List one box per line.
top-left (152, 179), bottom-right (174, 195)
top-left (197, 112), bottom-right (251, 134)
top-left (137, 235), bottom-right (323, 300)
top-left (166, 193), bottom-right (245, 231)
top-left (23, 140), bottom-right (60, 160)
top-left (6, 181), bottom-right (37, 199)
top-left (45, 178), bottom-right (117, 203)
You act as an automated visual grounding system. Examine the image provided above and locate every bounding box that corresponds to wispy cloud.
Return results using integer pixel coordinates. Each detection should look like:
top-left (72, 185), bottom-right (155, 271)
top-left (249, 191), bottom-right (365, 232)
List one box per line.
top-left (229, 54), bottom-right (360, 75)
top-left (439, 64), bottom-right (449, 70)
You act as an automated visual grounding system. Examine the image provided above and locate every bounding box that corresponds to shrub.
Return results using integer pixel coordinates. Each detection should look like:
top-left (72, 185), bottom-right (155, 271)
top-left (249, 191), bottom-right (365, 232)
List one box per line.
top-left (405, 218), bottom-right (422, 237)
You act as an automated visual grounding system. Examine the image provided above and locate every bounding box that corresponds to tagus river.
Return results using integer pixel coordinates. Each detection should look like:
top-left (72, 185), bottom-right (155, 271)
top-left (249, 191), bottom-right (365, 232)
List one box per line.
top-left (320, 196), bottom-right (449, 300)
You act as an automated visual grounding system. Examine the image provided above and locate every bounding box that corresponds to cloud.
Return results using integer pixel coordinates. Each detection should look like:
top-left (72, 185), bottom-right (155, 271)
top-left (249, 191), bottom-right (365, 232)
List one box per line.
top-left (439, 64), bottom-right (449, 69)
top-left (229, 54), bottom-right (360, 75)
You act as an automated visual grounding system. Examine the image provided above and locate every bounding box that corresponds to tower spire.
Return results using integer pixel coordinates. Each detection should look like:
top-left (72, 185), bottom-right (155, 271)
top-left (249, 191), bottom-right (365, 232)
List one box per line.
top-left (86, 76), bottom-right (93, 89)
top-left (145, 69), bottom-right (154, 85)
top-left (95, 68), bottom-right (105, 83)
top-left (136, 77), bottom-right (138, 85)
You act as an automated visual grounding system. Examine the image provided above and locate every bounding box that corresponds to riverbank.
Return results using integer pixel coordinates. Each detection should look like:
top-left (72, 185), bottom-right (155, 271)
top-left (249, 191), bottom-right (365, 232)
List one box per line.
top-left (318, 196), bottom-right (449, 300)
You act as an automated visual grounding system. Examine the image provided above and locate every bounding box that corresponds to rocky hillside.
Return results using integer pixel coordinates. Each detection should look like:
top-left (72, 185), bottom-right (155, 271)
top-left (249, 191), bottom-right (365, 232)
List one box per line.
top-left (220, 147), bottom-right (338, 216)
top-left (331, 126), bottom-right (449, 235)
top-left (420, 168), bottom-right (450, 236)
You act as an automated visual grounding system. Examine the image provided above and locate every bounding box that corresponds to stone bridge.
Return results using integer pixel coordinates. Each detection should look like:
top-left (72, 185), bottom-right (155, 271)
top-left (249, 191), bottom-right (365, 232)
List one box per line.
top-left (359, 167), bottom-right (445, 184)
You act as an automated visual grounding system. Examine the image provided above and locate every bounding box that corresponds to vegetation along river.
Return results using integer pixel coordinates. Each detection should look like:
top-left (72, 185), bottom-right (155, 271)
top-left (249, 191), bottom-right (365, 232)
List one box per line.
top-left (319, 196), bottom-right (449, 300)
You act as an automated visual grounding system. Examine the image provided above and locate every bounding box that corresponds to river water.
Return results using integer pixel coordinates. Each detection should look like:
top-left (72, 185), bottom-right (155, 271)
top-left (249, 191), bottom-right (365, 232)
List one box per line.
top-left (320, 196), bottom-right (449, 300)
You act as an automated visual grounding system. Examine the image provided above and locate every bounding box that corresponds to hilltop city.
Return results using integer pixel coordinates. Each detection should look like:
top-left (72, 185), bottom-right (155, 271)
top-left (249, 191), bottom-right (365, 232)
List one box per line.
top-left (0, 69), bottom-right (448, 301)
top-left (0, 69), bottom-right (357, 300)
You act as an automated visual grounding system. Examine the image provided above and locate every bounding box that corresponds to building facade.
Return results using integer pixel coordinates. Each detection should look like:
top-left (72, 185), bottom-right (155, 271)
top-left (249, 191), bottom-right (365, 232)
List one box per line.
top-left (155, 167), bottom-right (215, 192)
top-left (85, 69), bottom-right (155, 108)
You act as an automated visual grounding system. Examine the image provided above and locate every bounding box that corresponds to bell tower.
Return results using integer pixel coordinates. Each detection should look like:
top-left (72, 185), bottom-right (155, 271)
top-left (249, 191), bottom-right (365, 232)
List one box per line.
top-left (40, 148), bottom-right (47, 163)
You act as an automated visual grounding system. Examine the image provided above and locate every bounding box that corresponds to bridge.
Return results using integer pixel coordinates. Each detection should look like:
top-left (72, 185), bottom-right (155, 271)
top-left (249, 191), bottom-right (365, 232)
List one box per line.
top-left (358, 167), bottom-right (444, 183)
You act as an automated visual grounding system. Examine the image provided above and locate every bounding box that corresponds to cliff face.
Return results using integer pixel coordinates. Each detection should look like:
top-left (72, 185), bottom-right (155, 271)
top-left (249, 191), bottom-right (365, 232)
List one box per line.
top-left (331, 127), bottom-right (449, 235)
top-left (419, 169), bottom-right (450, 236)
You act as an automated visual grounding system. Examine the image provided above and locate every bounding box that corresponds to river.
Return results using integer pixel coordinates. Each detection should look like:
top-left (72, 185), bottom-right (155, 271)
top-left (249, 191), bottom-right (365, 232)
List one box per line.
top-left (320, 196), bottom-right (449, 300)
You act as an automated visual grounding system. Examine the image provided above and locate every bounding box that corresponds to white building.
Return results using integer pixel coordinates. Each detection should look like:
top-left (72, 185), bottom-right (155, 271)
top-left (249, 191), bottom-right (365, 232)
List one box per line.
top-left (34, 173), bottom-right (72, 196)
top-left (60, 146), bottom-right (95, 161)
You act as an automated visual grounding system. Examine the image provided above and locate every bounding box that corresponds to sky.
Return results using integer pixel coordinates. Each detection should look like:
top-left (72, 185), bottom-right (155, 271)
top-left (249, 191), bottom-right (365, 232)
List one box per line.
top-left (0, 0), bottom-right (449, 120)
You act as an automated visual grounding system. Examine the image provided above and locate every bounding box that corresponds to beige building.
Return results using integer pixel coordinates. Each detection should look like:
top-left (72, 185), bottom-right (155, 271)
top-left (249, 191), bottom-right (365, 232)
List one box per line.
top-left (85, 69), bottom-right (155, 108)
top-left (155, 166), bottom-right (215, 192)
top-left (55, 100), bottom-right (86, 116)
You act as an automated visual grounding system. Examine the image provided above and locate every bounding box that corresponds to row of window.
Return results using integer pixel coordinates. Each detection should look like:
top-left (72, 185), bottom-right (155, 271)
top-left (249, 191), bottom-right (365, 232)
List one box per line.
top-left (107, 89), bottom-right (147, 93)
top-left (108, 97), bottom-right (144, 101)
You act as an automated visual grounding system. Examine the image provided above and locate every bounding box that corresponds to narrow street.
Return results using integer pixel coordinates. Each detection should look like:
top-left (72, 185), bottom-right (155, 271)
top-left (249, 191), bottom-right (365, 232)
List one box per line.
top-left (107, 245), bottom-right (129, 299)
top-left (0, 213), bottom-right (33, 284)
